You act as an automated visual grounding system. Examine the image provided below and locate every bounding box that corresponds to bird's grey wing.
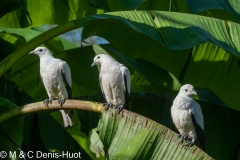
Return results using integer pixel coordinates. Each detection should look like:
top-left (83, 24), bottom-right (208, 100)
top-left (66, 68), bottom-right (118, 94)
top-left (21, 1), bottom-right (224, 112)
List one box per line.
top-left (190, 100), bottom-right (205, 151)
top-left (120, 65), bottom-right (131, 109)
top-left (99, 74), bottom-right (107, 102)
top-left (59, 61), bottom-right (72, 99)
top-left (58, 61), bottom-right (73, 128)
top-left (190, 101), bottom-right (204, 129)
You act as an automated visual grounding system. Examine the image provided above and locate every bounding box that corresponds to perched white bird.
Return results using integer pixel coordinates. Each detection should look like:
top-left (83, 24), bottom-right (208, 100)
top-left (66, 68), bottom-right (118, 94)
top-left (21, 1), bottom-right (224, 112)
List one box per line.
top-left (171, 84), bottom-right (205, 150)
top-left (92, 54), bottom-right (131, 113)
top-left (29, 47), bottom-right (73, 128)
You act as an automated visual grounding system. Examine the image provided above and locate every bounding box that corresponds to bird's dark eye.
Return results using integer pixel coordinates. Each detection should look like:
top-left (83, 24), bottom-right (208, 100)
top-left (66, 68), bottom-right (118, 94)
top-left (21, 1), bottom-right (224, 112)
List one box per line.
top-left (185, 89), bottom-right (188, 92)
top-left (97, 56), bottom-right (100, 59)
top-left (39, 49), bottom-right (43, 52)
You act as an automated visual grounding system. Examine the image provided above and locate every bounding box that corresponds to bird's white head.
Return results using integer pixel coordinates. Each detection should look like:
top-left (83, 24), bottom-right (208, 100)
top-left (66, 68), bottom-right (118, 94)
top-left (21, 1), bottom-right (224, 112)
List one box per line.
top-left (91, 54), bottom-right (112, 67)
top-left (29, 47), bottom-right (52, 57)
top-left (178, 84), bottom-right (197, 97)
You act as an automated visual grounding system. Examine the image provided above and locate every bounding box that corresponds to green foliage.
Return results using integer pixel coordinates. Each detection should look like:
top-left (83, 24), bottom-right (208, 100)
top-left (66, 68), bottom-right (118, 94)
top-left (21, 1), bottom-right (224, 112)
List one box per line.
top-left (133, 94), bottom-right (240, 160)
top-left (90, 108), bottom-right (212, 159)
top-left (84, 93), bottom-right (240, 160)
top-left (0, 0), bottom-right (240, 159)
top-left (0, 0), bottom-right (98, 28)
top-left (185, 0), bottom-right (240, 21)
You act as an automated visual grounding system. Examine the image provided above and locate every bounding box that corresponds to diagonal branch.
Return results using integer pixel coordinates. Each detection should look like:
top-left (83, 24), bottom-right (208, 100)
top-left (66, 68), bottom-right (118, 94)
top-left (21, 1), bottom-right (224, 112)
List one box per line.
top-left (0, 100), bottom-right (104, 125)
top-left (0, 21), bottom-right (78, 77)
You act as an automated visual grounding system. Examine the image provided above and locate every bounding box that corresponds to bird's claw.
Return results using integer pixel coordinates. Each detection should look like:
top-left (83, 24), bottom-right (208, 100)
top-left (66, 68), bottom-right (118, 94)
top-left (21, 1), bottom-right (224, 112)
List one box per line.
top-left (178, 134), bottom-right (187, 143)
top-left (103, 102), bottom-right (112, 111)
top-left (44, 98), bottom-right (52, 107)
top-left (115, 105), bottom-right (124, 114)
top-left (181, 136), bottom-right (187, 143)
top-left (58, 98), bottom-right (65, 106)
top-left (185, 140), bottom-right (194, 147)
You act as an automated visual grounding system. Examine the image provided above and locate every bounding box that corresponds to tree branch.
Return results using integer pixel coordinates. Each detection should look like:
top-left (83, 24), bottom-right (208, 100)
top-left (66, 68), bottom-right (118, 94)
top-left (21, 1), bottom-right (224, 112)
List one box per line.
top-left (0, 100), bottom-right (104, 125)
top-left (0, 21), bottom-right (78, 77)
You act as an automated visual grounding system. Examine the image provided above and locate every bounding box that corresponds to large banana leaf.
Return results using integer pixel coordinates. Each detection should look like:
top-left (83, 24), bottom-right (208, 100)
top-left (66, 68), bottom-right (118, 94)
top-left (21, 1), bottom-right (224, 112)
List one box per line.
top-left (91, 0), bottom-right (240, 22)
top-left (1, 0), bottom-right (239, 29)
top-left (79, 11), bottom-right (240, 110)
top-left (186, 0), bottom-right (240, 21)
top-left (89, 108), bottom-right (212, 159)
top-left (81, 11), bottom-right (240, 57)
top-left (83, 93), bottom-right (240, 160)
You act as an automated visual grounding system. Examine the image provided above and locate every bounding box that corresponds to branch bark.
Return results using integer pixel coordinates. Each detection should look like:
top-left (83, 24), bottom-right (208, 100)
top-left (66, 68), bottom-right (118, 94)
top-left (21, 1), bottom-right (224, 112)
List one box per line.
top-left (0, 100), bottom-right (104, 125)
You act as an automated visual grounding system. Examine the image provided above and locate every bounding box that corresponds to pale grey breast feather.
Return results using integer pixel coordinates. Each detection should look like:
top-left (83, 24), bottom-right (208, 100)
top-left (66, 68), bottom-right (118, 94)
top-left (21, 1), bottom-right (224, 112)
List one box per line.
top-left (173, 97), bottom-right (192, 110)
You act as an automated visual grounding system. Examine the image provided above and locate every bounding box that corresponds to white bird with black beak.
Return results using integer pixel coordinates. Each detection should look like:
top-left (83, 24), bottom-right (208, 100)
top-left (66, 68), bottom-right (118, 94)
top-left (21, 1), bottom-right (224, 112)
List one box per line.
top-left (171, 84), bottom-right (205, 151)
top-left (92, 54), bottom-right (131, 113)
top-left (29, 47), bottom-right (73, 128)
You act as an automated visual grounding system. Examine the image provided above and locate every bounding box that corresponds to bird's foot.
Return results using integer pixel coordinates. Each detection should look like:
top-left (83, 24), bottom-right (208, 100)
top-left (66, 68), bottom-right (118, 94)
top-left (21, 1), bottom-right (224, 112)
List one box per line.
top-left (115, 105), bottom-right (124, 114)
top-left (181, 135), bottom-right (187, 143)
top-left (58, 98), bottom-right (65, 106)
top-left (185, 139), bottom-right (195, 147)
top-left (44, 98), bottom-right (53, 107)
top-left (103, 102), bottom-right (112, 111)
top-left (178, 134), bottom-right (187, 143)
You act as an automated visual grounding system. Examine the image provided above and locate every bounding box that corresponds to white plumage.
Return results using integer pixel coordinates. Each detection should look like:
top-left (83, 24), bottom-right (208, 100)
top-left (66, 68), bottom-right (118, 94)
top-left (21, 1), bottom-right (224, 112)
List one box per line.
top-left (29, 47), bottom-right (73, 128)
top-left (171, 84), bottom-right (205, 150)
top-left (92, 54), bottom-right (131, 113)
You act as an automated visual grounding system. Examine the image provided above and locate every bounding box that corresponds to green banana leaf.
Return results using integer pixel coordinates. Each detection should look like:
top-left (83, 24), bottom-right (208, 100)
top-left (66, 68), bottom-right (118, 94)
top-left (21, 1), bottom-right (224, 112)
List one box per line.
top-left (77, 11), bottom-right (240, 110)
top-left (1, 0), bottom-right (239, 29)
top-left (87, 0), bottom-right (190, 13)
top-left (186, 0), bottom-right (240, 21)
top-left (0, 0), bottom-right (99, 28)
top-left (83, 93), bottom-right (240, 160)
top-left (80, 11), bottom-right (240, 57)
top-left (89, 108), bottom-right (212, 160)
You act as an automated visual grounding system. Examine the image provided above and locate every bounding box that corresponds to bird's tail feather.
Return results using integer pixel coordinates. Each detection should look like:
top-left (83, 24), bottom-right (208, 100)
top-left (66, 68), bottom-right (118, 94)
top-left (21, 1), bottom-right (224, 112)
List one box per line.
top-left (60, 109), bottom-right (73, 128)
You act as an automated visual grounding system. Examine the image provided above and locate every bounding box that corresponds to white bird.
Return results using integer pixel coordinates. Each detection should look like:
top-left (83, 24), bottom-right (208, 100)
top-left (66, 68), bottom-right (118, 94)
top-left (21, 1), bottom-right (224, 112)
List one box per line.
top-left (171, 84), bottom-right (205, 150)
top-left (29, 47), bottom-right (73, 128)
top-left (92, 54), bottom-right (131, 113)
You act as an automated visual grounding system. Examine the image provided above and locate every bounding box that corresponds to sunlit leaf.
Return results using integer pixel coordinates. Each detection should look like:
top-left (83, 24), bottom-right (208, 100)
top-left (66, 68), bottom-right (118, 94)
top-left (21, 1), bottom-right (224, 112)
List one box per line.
top-left (91, 108), bottom-right (212, 159)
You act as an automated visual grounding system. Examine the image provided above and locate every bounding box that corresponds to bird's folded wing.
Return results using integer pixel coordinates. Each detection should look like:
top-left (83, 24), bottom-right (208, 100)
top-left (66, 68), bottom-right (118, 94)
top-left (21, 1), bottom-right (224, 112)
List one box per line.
top-left (190, 101), bottom-right (204, 129)
top-left (99, 74), bottom-right (107, 102)
top-left (59, 61), bottom-right (72, 99)
top-left (120, 65), bottom-right (131, 108)
top-left (190, 100), bottom-right (205, 151)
